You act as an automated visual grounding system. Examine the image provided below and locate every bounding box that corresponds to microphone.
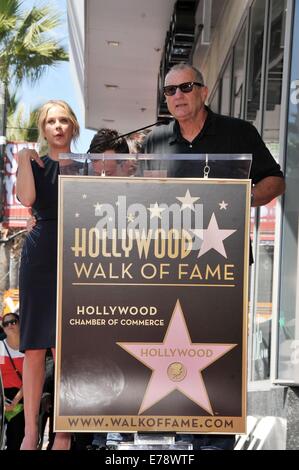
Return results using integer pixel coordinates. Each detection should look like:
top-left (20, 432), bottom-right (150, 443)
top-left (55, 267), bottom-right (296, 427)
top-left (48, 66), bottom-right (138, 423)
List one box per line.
top-left (86, 119), bottom-right (169, 154)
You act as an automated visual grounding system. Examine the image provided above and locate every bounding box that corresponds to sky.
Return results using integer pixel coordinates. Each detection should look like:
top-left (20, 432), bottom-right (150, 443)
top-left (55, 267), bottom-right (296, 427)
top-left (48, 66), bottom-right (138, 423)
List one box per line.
top-left (17, 0), bottom-right (94, 153)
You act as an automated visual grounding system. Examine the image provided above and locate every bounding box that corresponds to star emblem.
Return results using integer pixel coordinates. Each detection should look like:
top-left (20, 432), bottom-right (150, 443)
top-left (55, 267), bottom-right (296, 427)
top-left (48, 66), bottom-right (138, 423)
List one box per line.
top-left (190, 228), bottom-right (204, 240)
top-left (219, 200), bottom-right (228, 210)
top-left (127, 213), bottom-right (135, 223)
top-left (117, 300), bottom-right (236, 415)
top-left (82, 194), bottom-right (87, 199)
top-left (198, 213), bottom-right (236, 259)
top-left (94, 202), bottom-right (103, 216)
top-left (176, 190), bottom-right (200, 211)
top-left (75, 213), bottom-right (80, 218)
top-left (147, 202), bottom-right (165, 219)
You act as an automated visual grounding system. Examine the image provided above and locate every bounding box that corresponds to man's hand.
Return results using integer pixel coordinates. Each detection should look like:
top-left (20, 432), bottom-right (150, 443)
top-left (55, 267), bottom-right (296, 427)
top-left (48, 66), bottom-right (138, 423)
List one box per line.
top-left (252, 176), bottom-right (285, 207)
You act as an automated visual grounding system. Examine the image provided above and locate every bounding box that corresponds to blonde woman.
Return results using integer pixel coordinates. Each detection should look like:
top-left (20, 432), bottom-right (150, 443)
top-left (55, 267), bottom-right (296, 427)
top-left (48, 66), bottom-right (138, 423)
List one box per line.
top-left (16, 100), bottom-right (80, 450)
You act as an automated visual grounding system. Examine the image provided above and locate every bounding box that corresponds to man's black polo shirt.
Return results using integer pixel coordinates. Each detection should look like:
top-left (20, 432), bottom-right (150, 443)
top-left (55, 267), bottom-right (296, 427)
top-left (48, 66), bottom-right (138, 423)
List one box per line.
top-left (142, 107), bottom-right (284, 184)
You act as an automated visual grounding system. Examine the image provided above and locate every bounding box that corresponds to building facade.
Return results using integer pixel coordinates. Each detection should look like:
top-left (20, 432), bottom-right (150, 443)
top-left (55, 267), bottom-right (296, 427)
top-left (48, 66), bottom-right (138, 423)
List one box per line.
top-left (200, 0), bottom-right (298, 450)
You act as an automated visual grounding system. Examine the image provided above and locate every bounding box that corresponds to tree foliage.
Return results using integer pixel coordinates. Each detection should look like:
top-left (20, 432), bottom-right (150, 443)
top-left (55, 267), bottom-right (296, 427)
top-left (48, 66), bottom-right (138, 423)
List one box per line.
top-left (6, 94), bottom-right (39, 142)
top-left (0, 0), bottom-right (68, 87)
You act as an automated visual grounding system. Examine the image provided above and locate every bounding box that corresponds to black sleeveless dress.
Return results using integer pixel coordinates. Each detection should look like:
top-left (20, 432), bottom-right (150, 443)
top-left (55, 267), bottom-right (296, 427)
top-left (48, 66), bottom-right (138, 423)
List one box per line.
top-left (19, 156), bottom-right (59, 352)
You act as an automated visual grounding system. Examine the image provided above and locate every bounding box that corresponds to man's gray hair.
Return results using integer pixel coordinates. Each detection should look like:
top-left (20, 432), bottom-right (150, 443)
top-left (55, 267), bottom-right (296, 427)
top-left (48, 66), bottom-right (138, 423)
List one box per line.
top-left (165, 63), bottom-right (205, 85)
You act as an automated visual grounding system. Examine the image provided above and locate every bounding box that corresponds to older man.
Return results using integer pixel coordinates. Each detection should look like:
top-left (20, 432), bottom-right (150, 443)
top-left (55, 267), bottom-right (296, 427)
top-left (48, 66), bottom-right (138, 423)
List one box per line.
top-left (142, 62), bottom-right (285, 450)
top-left (143, 63), bottom-right (285, 206)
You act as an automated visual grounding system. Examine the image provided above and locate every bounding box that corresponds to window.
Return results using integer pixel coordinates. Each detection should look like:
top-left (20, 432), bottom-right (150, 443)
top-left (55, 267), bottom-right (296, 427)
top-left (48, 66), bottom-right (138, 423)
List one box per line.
top-left (220, 56), bottom-right (232, 116)
top-left (278, 0), bottom-right (299, 383)
top-left (209, 86), bottom-right (220, 113)
top-left (245, 0), bottom-right (266, 128)
top-left (232, 26), bottom-right (246, 119)
top-left (247, 0), bottom-right (286, 381)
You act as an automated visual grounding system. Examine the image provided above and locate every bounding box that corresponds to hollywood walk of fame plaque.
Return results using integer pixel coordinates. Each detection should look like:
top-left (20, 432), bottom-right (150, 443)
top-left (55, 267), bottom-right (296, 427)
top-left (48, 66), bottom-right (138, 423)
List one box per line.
top-left (55, 172), bottom-right (251, 435)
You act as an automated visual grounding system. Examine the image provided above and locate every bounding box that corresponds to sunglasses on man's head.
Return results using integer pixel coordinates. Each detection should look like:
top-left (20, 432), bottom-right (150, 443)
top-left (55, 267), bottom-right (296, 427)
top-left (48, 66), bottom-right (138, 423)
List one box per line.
top-left (2, 319), bottom-right (18, 327)
top-left (163, 81), bottom-right (204, 96)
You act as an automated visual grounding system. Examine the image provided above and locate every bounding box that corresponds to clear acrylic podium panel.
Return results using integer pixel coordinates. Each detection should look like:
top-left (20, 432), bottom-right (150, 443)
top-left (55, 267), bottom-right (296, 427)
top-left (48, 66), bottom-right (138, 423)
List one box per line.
top-left (59, 153), bottom-right (252, 179)
top-left (58, 153), bottom-right (251, 450)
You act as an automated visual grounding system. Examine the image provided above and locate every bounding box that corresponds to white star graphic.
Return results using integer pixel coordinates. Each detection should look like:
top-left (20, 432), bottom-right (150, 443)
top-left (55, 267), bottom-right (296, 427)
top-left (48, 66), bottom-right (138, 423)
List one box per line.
top-left (94, 202), bottom-right (103, 215)
top-left (198, 213), bottom-right (236, 259)
top-left (219, 201), bottom-right (228, 210)
top-left (176, 190), bottom-right (200, 211)
top-left (148, 202), bottom-right (165, 219)
top-left (127, 213), bottom-right (135, 223)
top-left (75, 213), bottom-right (80, 218)
top-left (82, 194), bottom-right (87, 199)
top-left (190, 228), bottom-right (204, 240)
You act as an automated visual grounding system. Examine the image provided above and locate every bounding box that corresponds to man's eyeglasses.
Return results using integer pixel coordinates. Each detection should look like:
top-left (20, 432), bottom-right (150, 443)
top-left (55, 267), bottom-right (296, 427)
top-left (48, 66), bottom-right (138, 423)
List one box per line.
top-left (2, 319), bottom-right (18, 328)
top-left (163, 81), bottom-right (204, 96)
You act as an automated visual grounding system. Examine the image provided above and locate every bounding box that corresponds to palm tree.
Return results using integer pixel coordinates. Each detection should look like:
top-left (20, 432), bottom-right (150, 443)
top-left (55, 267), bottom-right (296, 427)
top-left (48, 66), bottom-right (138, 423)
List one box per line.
top-left (0, 0), bottom-right (68, 87)
top-left (0, 0), bottom-right (68, 199)
top-left (0, 0), bottom-right (68, 150)
top-left (0, 0), bottom-right (69, 294)
top-left (6, 91), bottom-right (39, 142)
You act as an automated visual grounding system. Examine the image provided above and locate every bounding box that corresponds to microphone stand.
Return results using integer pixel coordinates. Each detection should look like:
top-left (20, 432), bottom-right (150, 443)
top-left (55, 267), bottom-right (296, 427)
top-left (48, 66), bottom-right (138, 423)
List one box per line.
top-left (87, 119), bottom-right (169, 154)
top-left (83, 119), bottom-right (169, 175)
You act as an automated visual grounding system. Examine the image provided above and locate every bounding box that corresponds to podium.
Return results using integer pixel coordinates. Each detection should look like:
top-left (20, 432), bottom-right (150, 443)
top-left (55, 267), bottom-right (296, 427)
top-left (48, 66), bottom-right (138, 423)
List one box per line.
top-left (117, 433), bottom-right (192, 450)
top-left (55, 153), bottom-right (252, 450)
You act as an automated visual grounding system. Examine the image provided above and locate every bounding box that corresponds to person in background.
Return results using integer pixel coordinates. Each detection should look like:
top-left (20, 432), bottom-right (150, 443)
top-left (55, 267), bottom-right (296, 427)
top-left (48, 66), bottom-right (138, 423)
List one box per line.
top-left (142, 62), bottom-right (285, 450)
top-left (16, 100), bottom-right (80, 450)
top-left (127, 130), bottom-right (149, 154)
top-left (88, 127), bottom-right (129, 177)
top-left (0, 310), bottom-right (24, 450)
top-left (37, 350), bottom-right (55, 450)
top-left (86, 128), bottom-right (134, 450)
top-left (119, 157), bottom-right (138, 177)
top-left (92, 158), bottom-right (119, 176)
top-left (123, 130), bottom-right (148, 176)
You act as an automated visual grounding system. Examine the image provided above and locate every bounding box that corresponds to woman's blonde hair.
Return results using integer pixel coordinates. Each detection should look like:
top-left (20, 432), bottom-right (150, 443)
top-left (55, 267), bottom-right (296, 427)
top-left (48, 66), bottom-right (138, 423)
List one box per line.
top-left (37, 100), bottom-right (80, 147)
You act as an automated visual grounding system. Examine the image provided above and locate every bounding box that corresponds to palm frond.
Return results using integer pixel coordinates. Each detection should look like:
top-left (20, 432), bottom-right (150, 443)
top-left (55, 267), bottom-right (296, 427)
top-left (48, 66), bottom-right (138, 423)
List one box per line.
top-left (11, 41), bottom-right (68, 85)
top-left (0, 0), bottom-right (19, 42)
top-left (0, 0), bottom-right (68, 86)
top-left (6, 89), bottom-right (19, 115)
top-left (16, 6), bottom-right (62, 45)
top-left (0, 15), bottom-right (16, 38)
top-left (6, 100), bottom-right (39, 142)
top-left (0, 0), bottom-right (69, 139)
top-left (0, 0), bottom-right (21, 17)
top-left (6, 101), bottom-right (26, 140)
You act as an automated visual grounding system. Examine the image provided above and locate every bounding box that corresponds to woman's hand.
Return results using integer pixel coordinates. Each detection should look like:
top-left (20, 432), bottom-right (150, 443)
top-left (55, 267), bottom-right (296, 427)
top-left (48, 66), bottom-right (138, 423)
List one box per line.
top-left (4, 397), bottom-right (19, 411)
top-left (5, 388), bottom-right (23, 411)
top-left (17, 148), bottom-right (45, 168)
top-left (5, 402), bottom-right (16, 412)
